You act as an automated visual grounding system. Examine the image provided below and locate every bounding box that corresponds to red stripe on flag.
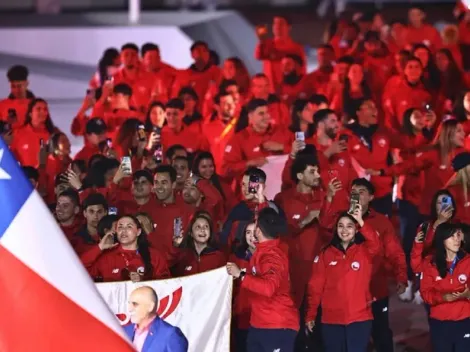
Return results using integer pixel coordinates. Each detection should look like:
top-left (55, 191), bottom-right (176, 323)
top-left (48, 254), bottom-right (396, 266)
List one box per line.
top-left (0, 245), bottom-right (135, 352)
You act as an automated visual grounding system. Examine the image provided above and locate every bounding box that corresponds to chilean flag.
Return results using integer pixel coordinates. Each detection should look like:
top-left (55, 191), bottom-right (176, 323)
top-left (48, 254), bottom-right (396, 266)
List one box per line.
top-left (0, 139), bottom-right (134, 351)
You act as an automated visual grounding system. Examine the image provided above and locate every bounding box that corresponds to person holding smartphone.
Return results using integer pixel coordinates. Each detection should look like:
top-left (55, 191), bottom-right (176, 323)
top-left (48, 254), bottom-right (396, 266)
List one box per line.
top-left (80, 215), bottom-right (170, 282)
top-left (305, 205), bottom-right (380, 352)
top-left (420, 223), bottom-right (470, 352)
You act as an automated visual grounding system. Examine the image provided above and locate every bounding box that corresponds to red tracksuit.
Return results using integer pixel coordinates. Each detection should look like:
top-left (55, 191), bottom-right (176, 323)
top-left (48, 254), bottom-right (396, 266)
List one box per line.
top-left (160, 124), bottom-right (210, 154)
top-left (221, 125), bottom-right (292, 179)
top-left (255, 38), bottom-right (306, 93)
top-left (420, 254), bottom-right (470, 321)
top-left (343, 125), bottom-right (402, 199)
top-left (384, 147), bottom-right (466, 216)
top-left (274, 188), bottom-right (338, 307)
top-left (170, 246), bottom-right (227, 277)
top-left (193, 179), bottom-right (226, 226)
top-left (74, 144), bottom-right (101, 164)
top-left (366, 210), bottom-right (408, 300)
top-left (382, 77), bottom-right (432, 133)
top-left (113, 66), bottom-right (156, 113)
top-left (60, 217), bottom-right (83, 242)
top-left (80, 245), bottom-right (170, 282)
top-left (0, 96), bottom-right (31, 130)
top-left (241, 238), bottom-right (299, 331)
top-left (306, 223), bottom-right (380, 324)
top-left (363, 54), bottom-right (394, 103)
top-left (279, 75), bottom-right (310, 110)
top-left (404, 24), bottom-right (442, 52)
top-left (304, 67), bottom-right (333, 97)
top-left (11, 124), bottom-right (54, 167)
top-left (146, 197), bottom-right (194, 253)
top-left (203, 117), bottom-right (238, 171)
top-left (172, 65), bottom-right (222, 109)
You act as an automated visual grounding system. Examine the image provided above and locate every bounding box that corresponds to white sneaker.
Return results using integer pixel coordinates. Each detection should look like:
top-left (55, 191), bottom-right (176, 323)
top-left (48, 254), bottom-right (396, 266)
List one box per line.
top-left (398, 280), bottom-right (413, 301)
top-left (413, 290), bottom-right (424, 305)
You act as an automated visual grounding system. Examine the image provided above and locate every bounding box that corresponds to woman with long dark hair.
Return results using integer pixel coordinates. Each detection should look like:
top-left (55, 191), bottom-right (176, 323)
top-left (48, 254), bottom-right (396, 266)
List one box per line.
top-left (192, 151), bottom-right (237, 212)
top-left (80, 215), bottom-right (170, 282)
top-left (88, 48), bottom-right (121, 90)
top-left (420, 223), bottom-right (470, 352)
top-left (288, 99), bottom-right (316, 140)
top-left (170, 210), bottom-right (226, 277)
top-left (412, 43), bottom-right (441, 93)
top-left (13, 98), bottom-right (59, 166)
top-left (435, 48), bottom-right (467, 105)
top-left (114, 118), bottom-right (147, 159)
top-left (305, 207), bottom-right (380, 352)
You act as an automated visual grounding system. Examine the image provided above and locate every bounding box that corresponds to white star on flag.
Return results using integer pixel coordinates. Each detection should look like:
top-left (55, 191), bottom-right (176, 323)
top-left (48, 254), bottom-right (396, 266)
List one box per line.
top-left (0, 149), bottom-right (11, 180)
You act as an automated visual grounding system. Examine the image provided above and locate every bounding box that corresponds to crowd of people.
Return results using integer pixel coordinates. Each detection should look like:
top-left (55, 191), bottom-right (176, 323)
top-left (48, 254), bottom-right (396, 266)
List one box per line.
top-left (2, 2), bottom-right (470, 352)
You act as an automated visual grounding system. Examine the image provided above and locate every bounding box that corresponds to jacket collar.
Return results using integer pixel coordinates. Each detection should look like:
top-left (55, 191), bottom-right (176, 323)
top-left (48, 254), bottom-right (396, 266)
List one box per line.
top-left (141, 316), bottom-right (162, 351)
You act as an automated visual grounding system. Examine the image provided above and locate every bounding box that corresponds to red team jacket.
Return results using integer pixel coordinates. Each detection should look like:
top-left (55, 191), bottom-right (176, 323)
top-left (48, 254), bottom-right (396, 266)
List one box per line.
top-left (420, 254), bottom-right (470, 321)
top-left (241, 239), bottom-right (299, 331)
top-left (306, 223), bottom-right (380, 325)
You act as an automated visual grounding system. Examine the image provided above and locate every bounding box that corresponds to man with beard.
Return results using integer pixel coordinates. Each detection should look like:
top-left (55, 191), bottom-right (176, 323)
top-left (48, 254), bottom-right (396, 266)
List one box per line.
top-left (278, 54), bottom-right (309, 109)
top-left (274, 155), bottom-right (342, 351)
top-left (147, 165), bottom-right (193, 253)
top-left (55, 189), bottom-right (82, 241)
top-left (203, 91), bottom-right (238, 170)
top-left (311, 108), bottom-right (357, 210)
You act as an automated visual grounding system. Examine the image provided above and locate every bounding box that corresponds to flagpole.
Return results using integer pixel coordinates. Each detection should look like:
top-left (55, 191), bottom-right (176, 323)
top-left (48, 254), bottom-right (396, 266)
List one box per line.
top-left (128, 0), bottom-right (141, 25)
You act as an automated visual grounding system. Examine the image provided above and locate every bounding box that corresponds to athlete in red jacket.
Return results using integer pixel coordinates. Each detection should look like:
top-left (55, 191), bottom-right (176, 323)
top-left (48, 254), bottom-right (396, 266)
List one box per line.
top-left (305, 206), bottom-right (380, 352)
top-left (81, 215), bottom-right (170, 282)
top-left (170, 211), bottom-right (226, 277)
top-left (227, 207), bottom-right (298, 352)
top-left (420, 223), bottom-right (470, 352)
top-left (274, 155), bottom-right (341, 308)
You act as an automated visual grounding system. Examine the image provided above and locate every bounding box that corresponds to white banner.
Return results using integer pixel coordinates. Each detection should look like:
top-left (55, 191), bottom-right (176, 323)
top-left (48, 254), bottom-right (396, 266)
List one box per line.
top-left (96, 267), bottom-right (232, 352)
top-left (260, 154), bottom-right (289, 200)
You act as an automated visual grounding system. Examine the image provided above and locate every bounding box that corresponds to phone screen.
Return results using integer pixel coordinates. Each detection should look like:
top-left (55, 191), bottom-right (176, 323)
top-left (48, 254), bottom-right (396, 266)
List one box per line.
top-left (348, 192), bottom-right (360, 214)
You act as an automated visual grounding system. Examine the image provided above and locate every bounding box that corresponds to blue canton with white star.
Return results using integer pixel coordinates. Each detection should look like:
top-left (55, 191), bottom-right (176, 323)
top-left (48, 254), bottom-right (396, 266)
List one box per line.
top-left (0, 137), bottom-right (33, 240)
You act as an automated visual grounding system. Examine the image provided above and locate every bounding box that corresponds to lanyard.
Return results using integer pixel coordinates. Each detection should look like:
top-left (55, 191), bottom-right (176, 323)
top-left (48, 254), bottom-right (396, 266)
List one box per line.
top-left (449, 256), bottom-right (458, 275)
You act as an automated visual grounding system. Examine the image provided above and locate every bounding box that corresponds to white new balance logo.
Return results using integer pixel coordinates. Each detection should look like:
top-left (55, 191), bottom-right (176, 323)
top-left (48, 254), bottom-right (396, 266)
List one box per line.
top-left (464, 334), bottom-right (470, 338)
top-left (273, 349), bottom-right (280, 352)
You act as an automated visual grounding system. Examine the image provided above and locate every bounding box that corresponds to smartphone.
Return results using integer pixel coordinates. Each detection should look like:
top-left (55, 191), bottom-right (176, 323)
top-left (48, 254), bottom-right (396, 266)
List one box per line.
top-left (154, 144), bottom-right (163, 164)
top-left (106, 138), bottom-right (113, 148)
top-left (108, 207), bottom-right (118, 216)
top-left (39, 138), bottom-right (45, 148)
top-left (248, 174), bottom-right (260, 194)
top-left (191, 174), bottom-right (200, 186)
top-left (173, 217), bottom-right (183, 238)
top-left (348, 192), bottom-right (360, 214)
top-left (441, 196), bottom-right (452, 212)
top-left (295, 132), bottom-right (305, 141)
top-left (137, 124), bottom-right (146, 141)
top-left (7, 108), bottom-right (17, 123)
top-left (339, 134), bottom-right (349, 143)
top-left (152, 126), bottom-right (161, 135)
top-left (420, 222), bottom-right (430, 235)
top-left (121, 156), bottom-right (132, 175)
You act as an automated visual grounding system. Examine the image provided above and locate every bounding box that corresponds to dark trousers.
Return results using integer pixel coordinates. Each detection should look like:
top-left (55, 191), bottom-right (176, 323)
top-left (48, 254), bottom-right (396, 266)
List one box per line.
top-left (371, 298), bottom-right (394, 352)
top-left (398, 199), bottom-right (423, 279)
top-left (371, 193), bottom-right (393, 219)
top-left (429, 318), bottom-right (470, 352)
top-left (247, 327), bottom-right (297, 352)
top-left (234, 328), bottom-right (249, 352)
top-left (322, 320), bottom-right (372, 352)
